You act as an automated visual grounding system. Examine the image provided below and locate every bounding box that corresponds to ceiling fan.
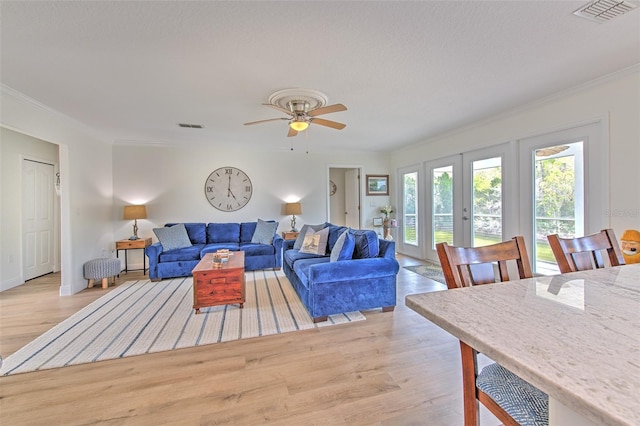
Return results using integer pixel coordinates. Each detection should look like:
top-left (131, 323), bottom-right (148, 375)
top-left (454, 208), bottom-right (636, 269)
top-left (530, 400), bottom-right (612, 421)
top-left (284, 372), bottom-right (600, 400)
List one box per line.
top-left (244, 100), bottom-right (347, 137)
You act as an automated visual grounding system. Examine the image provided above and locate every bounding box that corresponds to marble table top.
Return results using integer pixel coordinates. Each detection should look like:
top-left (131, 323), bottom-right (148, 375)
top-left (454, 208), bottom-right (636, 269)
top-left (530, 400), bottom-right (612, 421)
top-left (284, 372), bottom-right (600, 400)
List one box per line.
top-left (406, 264), bottom-right (640, 426)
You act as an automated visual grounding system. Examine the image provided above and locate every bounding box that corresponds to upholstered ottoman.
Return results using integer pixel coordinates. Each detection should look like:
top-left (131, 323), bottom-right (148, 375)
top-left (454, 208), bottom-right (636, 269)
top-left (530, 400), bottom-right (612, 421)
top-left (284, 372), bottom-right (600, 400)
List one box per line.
top-left (84, 258), bottom-right (121, 289)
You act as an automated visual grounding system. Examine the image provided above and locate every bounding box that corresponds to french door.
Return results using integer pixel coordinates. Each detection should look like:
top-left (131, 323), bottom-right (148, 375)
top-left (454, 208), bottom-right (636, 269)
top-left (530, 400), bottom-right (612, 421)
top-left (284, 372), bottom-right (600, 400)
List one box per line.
top-left (518, 121), bottom-right (606, 274)
top-left (425, 144), bottom-right (514, 263)
top-left (398, 165), bottom-right (422, 259)
top-left (422, 121), bottom-right (605, 273)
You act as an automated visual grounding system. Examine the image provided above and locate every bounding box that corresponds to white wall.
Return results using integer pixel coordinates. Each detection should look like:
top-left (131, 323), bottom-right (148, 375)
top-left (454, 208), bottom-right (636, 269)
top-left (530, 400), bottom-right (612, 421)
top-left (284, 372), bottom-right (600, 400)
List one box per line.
top-left (0, 128), bottom-right (60, 290)
top-left (1, 86), bottom-right (114, 295)
top-left (112, 145), bottom-right (391, 268)
top-left (390, 66), bottom-right (640, 238)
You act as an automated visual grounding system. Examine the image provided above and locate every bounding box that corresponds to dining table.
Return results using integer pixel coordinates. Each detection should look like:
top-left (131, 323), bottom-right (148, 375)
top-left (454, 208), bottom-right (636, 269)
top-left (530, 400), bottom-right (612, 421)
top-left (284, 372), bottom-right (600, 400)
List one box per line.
top-left (405, 263), bottom-right (639, 426)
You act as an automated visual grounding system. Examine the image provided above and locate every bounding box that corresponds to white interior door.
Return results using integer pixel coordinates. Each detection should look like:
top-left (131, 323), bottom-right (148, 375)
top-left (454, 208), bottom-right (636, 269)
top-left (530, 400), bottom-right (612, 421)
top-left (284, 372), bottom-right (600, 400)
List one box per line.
top-left (23, 159), bottom-right (55, 281)
top-left (344, 169), bottom-right (360, 228)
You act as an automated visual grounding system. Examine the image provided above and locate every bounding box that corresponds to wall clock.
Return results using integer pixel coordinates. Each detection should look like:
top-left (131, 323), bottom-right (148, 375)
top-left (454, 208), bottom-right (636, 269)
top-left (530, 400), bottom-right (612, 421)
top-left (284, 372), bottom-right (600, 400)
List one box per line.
top-left (204, 167), bottom-right (253, 211)
top-left (329, 180), bottom-right (337, 196)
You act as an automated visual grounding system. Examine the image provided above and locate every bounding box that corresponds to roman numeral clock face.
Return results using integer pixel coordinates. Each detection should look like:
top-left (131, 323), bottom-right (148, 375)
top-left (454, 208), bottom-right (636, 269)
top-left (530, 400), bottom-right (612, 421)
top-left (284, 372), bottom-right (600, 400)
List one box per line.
top-left (204, 167), bottom-right (253, 211)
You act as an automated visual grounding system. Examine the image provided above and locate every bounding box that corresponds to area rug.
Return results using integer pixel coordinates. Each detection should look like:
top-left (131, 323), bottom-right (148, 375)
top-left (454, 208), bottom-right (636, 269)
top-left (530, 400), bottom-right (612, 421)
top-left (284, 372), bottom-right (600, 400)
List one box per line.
top-left (404, 263), bottom-right (445, 283)
top-left (0, 269), bottom-right (364, 376)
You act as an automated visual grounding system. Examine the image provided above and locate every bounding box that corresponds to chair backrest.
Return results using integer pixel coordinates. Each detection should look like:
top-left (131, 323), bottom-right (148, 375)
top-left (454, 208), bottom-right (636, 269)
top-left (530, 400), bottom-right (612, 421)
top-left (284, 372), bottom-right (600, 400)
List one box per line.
top-left (547, 229), bottom-right (625, 273)
top-left (436, 236), bottom-right (533, 289)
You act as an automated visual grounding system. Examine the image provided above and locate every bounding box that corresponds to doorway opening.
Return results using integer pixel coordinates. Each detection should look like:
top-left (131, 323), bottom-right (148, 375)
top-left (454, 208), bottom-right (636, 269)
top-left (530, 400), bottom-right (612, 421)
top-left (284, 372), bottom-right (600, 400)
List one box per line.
top-left (328, 167), bottom-right (362, 228)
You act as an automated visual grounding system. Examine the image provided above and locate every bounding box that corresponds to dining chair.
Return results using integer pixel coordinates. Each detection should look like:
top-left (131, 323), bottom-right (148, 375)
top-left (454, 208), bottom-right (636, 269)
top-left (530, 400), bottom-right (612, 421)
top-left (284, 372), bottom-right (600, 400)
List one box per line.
top-left (436, 237), bottom-right (548, 426)
top-left (547, 229), bottom-right (625, 273)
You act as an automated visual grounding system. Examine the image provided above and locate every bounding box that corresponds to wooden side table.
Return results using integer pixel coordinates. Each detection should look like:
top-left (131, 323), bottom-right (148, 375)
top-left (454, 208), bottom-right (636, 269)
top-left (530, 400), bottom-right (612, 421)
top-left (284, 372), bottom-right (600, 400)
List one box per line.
top-left (282, 231), bottom-right (299, 240)
top-left (116, 237), bottom-right (152, 274)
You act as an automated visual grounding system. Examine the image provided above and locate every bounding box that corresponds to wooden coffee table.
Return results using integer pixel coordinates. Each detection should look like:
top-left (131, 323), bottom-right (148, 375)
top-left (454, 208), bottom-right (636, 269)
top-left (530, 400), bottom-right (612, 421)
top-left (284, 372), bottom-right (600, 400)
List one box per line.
top-left (192, 251), bottom-right (245, 314)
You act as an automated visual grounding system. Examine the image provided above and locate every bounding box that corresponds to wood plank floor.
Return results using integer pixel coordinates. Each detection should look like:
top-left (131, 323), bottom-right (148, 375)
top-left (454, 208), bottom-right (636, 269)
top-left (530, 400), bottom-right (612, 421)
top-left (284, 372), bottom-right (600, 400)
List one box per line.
top-left (0, 255), bottom-right (500, 425)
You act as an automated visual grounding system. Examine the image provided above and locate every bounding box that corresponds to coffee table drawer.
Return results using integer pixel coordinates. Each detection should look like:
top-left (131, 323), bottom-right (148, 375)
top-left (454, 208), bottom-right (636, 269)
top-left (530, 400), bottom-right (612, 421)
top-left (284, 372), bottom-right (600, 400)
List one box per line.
top-left (196, 276), bottom-right (242, 303)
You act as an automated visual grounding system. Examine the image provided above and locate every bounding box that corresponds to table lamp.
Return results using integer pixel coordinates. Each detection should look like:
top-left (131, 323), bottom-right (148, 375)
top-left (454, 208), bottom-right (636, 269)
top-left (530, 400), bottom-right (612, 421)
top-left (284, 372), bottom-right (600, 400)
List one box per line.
top-left (285, 202), bottom-right (302, 232)
top-left (123, 205), bottom-right (147, 240)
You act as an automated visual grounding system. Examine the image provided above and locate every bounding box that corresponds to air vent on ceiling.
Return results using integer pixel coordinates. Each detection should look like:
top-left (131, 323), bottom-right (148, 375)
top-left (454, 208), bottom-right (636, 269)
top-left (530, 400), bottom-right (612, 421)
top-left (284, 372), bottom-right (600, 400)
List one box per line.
top-left (573, 0), bottom-right (638, 23)
top-left (178, 123), bottom-right (203, 129)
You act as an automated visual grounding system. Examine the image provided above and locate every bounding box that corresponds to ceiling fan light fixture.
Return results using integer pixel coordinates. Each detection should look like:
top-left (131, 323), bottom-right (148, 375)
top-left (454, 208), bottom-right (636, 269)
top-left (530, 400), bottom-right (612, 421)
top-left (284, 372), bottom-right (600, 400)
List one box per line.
top-left (289, 120), bottom-right (309, 132)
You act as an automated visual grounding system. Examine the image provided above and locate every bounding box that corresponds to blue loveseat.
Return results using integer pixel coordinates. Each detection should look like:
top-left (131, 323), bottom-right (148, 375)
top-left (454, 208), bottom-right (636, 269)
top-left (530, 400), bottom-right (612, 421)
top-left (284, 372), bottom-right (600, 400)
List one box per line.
top-left (283, 224), bottom-right (399, 322)
top-left (146, 222), bottom-right (283, 281)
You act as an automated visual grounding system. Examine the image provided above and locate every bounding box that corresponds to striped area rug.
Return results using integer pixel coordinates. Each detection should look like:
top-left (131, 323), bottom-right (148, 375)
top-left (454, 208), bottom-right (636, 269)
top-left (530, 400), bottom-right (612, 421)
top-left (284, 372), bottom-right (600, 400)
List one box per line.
top-left (1, 269), bottom-right (364, 376)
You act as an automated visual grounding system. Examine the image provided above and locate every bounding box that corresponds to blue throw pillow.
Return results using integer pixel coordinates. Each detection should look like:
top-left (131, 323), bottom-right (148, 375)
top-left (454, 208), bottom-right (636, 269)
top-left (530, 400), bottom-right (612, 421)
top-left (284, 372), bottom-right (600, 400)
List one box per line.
top-left (251, 219), bottom-right (278, 244)
top-left (153, 223), bottom-right (192, 251)
top-left (348, 229), bottom-right (380, 259)
top-left (330, 230), bottom-right (356, 262)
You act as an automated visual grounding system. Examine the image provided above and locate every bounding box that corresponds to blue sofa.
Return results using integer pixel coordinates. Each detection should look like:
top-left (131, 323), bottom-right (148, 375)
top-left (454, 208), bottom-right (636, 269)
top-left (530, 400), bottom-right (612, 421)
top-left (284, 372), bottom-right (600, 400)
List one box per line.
top-left (282, 224), bottom-right (399, 322)
top-left (145, 222), bottom-right (283, 281)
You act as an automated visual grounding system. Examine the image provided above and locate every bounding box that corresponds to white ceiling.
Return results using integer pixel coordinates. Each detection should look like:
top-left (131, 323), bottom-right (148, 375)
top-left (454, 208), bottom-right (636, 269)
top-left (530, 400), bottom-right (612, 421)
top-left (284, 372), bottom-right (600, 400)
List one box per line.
top-left (1, 1), bottom-right (639, 152)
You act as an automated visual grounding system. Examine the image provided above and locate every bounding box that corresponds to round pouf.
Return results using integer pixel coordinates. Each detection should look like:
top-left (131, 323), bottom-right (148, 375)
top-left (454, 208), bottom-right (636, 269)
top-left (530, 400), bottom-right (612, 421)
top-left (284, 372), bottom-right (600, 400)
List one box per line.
top-left (84, 258), bottom-right (121, 289)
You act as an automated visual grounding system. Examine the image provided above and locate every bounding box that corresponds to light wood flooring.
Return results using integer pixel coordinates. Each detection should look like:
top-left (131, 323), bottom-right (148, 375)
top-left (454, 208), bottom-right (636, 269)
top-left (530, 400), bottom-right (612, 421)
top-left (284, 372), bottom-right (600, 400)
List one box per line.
top-left (0, 256), bottom-right (500, 425)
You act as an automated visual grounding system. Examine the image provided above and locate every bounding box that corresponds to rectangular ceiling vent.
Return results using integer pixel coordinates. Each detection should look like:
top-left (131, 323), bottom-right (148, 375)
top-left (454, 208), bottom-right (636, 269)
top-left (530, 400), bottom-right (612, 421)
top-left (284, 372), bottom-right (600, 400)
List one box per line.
top-left (178, 123), bottom-right (203, 129)
top-left (573, 0), bottom-right (638, 23)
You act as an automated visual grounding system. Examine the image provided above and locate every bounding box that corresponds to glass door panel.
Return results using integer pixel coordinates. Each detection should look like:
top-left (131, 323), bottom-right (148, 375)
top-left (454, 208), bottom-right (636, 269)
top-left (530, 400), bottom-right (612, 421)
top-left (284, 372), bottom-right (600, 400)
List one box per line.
top-left (471, 156), bottom-right (502, 247)
top-left (533, 142), bottom-right (584, 274)
top-left (403, 171), bottom-right (418, 246)
top-left (432, 165), bottom-right (454, 247)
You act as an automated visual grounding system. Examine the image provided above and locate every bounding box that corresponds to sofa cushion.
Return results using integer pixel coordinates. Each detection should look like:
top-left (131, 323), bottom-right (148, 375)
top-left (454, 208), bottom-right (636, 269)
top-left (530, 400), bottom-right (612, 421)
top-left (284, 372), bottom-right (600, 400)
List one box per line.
top-left (240, 242), bottom-right (276, 256)
top-left (283, 249), bottom-right (326, 269)
top-left (300, 227), bottom-right (330, 255)
top-left (154, 223), bottom-right (193, 251)
top-left (349, 229), bottom-right (380, 259)
top-left (330, 230), bottom-right (356, 262)
top-left (207, 223), bottom-right (240, 244)
top-left (327, 225), bottom-right (349, 251)
top-left (293, 223), bottom-right (327, 250)
top-left (251, 219), bottom-right (278, 244)
top-left (200, 243), bottom-right (240, 257)
top-left (159, 244), bottom-right (204, 262)
top-left (165, 223), bottom-right (206, 244)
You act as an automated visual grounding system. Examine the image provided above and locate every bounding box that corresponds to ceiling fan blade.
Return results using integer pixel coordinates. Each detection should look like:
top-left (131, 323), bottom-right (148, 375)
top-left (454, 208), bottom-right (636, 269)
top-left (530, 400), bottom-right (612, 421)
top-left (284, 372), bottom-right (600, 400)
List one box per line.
top-left (244, 117), bottom-right (288, 126)
top-left (262, 103), bottom-right (293, 115)
top-left (308, 103), bottom-right (347, 117)
top-left (287, 127), bottom-right (298, 137)
top-left (311, 118), bottom-right (346, 130)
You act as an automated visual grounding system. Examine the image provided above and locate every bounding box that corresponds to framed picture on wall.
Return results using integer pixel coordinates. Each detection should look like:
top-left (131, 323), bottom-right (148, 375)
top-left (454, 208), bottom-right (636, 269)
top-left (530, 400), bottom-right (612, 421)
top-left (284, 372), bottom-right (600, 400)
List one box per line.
top-left (373, 217), bottom-right (383, 227)
top-left (366, 174), bottom-right (389, 196)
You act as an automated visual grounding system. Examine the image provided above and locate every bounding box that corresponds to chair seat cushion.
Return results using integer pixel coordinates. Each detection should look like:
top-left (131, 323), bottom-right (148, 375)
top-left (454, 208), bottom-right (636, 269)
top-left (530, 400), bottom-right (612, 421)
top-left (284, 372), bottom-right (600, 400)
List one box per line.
top-left (476, 363), bottom-right (549, 426)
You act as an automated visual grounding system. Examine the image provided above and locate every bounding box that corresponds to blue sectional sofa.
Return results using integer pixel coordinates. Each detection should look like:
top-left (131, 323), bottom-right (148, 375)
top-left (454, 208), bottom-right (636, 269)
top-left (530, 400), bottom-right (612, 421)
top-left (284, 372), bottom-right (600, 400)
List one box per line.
top-left (145, 222), bottom-right (283, 281)
top-left (282, 224), bottom-right (399, 322)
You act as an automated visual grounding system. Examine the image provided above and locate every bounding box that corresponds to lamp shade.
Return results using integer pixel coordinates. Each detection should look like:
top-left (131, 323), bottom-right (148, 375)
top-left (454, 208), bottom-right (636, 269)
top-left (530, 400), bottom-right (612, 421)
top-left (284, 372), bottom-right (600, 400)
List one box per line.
top-left (123, 205), bottom-right (147, 220)
top-left (284, 202), bottom-right (302, 215)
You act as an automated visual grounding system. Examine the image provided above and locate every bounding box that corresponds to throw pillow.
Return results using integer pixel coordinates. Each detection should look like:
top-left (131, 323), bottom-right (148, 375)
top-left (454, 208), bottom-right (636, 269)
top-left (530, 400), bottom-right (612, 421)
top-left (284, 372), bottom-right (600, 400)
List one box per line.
top-left (153, 223), bottom-right (192, 251)
top-left (349, 229), bottom-right (380, 259)
top-left (293, 223), bottom-right (327, 250)
top-left (251, 219), bottom-right (278, 244)
top-left (299, 227), bottom-right (330, 256)
top-left (330, 229), bottom-right (356, 262)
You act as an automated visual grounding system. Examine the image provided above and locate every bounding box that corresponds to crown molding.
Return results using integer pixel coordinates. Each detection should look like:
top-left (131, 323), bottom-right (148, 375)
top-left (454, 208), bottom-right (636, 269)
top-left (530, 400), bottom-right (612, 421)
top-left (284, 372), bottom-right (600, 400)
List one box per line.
top-left (1, 84), bottom-right (110, 144)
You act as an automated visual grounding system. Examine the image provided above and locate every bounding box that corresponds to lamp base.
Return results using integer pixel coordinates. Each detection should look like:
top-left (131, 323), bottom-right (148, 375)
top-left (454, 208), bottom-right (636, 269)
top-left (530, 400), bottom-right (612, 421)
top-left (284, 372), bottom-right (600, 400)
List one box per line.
top-left (129, 236), bottom-right (140, 240)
